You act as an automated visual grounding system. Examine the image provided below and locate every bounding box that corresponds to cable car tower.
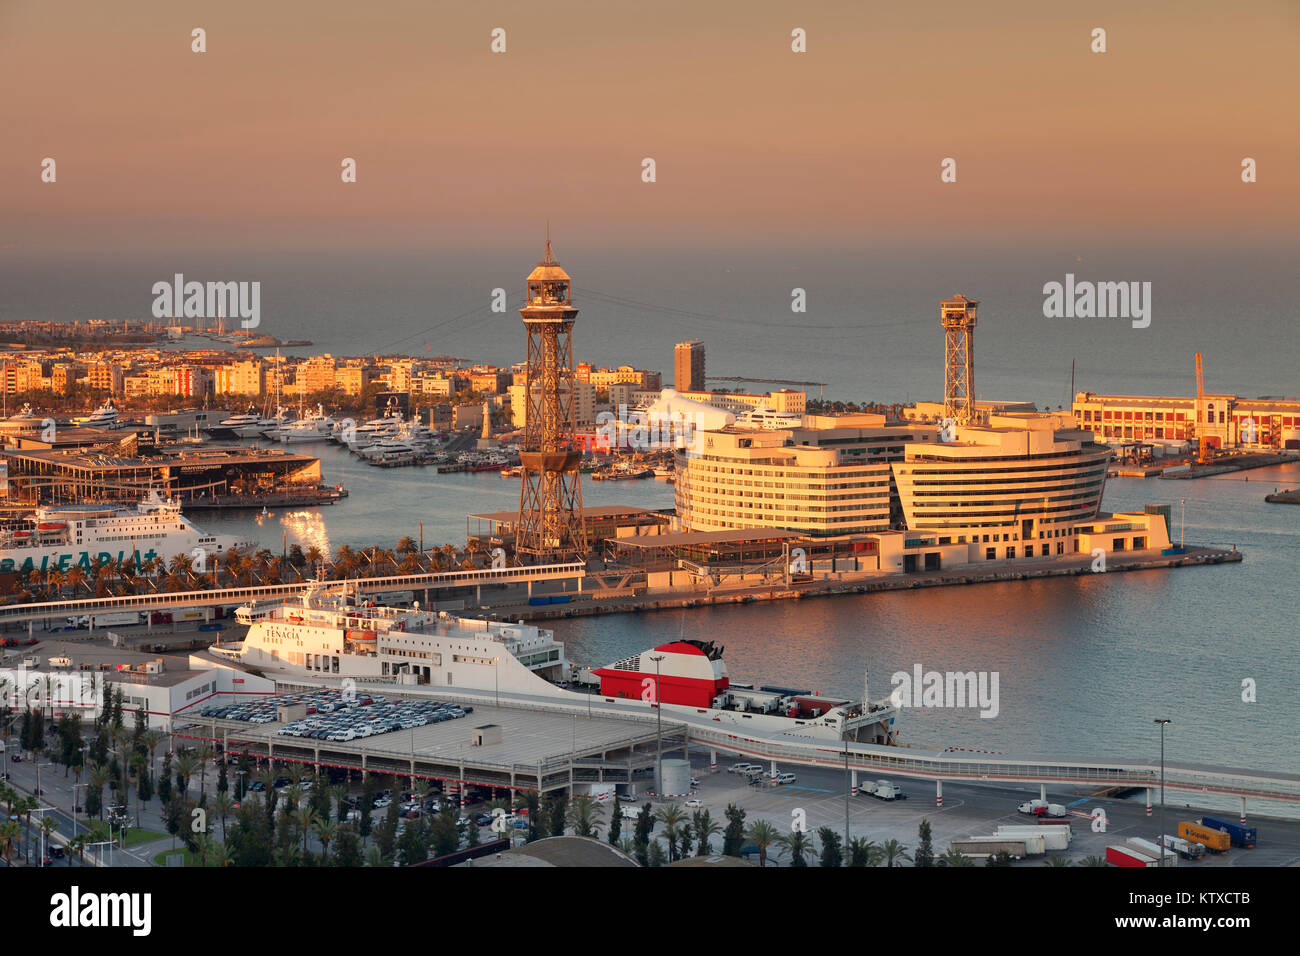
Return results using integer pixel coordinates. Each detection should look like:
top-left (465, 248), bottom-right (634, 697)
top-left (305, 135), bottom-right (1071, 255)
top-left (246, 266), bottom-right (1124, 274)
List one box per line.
top-left (941, 294), bottom-right (979, 426)
top-left (515, 235), bottom-right (588, 563)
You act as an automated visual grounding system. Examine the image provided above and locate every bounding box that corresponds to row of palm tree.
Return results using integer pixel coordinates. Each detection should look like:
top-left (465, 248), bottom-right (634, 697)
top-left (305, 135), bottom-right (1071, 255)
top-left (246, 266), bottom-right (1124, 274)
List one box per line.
top-left (5, 538), bottom-right (488, 603)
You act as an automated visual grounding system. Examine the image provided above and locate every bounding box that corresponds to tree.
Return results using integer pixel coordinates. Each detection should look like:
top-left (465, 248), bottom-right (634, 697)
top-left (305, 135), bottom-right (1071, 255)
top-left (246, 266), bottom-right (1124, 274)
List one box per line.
top-left (939, 848), bottom-right (974, 867)
top-left (915, 819), bottom-right (934, 867)
top-left (546, 791), bottom-right (567, 838)
top-left (333, 825), bottom-right (364, 866)
top-left (1079, 855), bottom-right (1108, 867)
top-left (1044, 856), bottom-right (1073, 866)
top-left (692, 809), bottom-right (720, 856)
top-left (774, 828), bottom-right (810, 867)
top-left (722, 803), bottom-right (746, 857)
top-left (633, 803), bottom-right (654, 867)
top-left (647, 840), bottom-right (666, 867)
top-left (882, 838), bottom-right (911, 867)
top-left (817, 827), bottom-right (843, 867)
top-left (608, 794), bottom-right (622, 846)
top-left (848, 837), bottom-right (881, 867)
top-left (654, 804), bottom-right (686, 862)
top-left (567, 794), bottom-right (603, 838)
top-left (744, 820), bottom-right (779, 867)
top-left (984, 851), bottom-right (1013, 867)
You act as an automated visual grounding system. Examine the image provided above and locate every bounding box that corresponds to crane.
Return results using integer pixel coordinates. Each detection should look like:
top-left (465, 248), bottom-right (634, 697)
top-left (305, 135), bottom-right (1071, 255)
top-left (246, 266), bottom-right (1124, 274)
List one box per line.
top-left (1195, 352), bottom-right (1210, 465)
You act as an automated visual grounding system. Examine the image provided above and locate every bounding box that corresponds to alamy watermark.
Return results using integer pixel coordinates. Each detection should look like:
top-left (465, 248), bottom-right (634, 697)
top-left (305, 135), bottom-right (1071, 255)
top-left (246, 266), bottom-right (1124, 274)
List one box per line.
top-left (1042, 273), bottom-right (1150, 329)
top-left (151, 273), bottom-right (261, 329)
top-left (889, 664), bottom-right (1000, 718)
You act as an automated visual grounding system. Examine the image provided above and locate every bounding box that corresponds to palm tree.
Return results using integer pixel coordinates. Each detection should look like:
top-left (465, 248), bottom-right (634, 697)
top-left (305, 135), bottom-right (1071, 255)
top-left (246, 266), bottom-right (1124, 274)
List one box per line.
top-left (774, 828), bottom-right (811, 866)
top-left (17, 795), bottom-right (38, 864)
top-left (315, 818), bottom-right (337, 857)
top-left (744, 819), bottom-right (779, 867)
top-left (174, 751), bottom-right (199, 797)
top-left (299, 808), bottom-right (319, 855)
top-left (1044, 856), bottom-right (1073, 866)
top-left (0, 821), bottom-right (20, 866)
top-left (939, 848), bottom-right (973, 867)
top-left (567, 795), bottom-right (604, 838)
top-left (40, 815), bottom-right (57, 861)
top-left (210, 841), bottom-right (232, 868)
top-left (654, 803), bottom-right (687, 861)
top-left (881, 838), bottom-right (911, 867)
top-left (88, 764), bottom-right (109, 820)
top-left (691, 809), bottom-right (721, 856)
top-left (1079, 855), bottom-right (1108, 867)
top-left (848, 836), bottom-right (884, 867)
top-left (195, 743), bottom-right (214, 797)
top-left (213, 792), bottom-right (234, 841)
top-left (143, 730), bottom-right (164, 779)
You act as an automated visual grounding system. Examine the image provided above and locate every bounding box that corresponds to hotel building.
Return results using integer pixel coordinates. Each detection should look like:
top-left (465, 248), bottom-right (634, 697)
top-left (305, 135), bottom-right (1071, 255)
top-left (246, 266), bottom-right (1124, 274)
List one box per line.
top-left (674, 413), bottom-right (939, 537)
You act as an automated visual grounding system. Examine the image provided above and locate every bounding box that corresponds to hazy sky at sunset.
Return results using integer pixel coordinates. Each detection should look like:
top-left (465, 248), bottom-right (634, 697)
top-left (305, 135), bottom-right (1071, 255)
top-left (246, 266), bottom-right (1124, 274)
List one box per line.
top-left (3, 0), bottom-right (1297, 254)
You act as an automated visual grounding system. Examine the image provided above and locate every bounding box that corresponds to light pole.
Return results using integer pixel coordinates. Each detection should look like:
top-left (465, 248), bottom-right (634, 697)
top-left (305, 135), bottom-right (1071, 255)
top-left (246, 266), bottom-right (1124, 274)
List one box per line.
top-left (843, 742), bottom-right (851, 859)
top-left (1179, 499), bottom-right (1185, 549)
top-left (1154, 718), bottom-right (1170, 867)
top-left (649, 654), bottom-right (664, 793)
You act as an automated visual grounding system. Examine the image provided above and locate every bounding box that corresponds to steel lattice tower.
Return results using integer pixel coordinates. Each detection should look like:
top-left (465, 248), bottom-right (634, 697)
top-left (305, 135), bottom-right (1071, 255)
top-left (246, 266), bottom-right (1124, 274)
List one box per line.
top-left (515, 238), bottom-right (588, 563)
top-left (940, 294), bottom-right (979, 426)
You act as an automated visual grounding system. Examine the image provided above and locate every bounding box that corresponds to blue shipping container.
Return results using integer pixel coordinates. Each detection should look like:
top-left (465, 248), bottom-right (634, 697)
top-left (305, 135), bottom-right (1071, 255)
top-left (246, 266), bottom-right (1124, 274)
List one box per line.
top-left (1201, 816), bottom-right (1256, 848)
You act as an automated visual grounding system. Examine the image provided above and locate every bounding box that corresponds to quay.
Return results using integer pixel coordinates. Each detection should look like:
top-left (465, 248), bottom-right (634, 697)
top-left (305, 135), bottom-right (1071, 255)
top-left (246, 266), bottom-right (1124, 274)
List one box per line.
top-left (497, 545), bottom-right (1243, 622)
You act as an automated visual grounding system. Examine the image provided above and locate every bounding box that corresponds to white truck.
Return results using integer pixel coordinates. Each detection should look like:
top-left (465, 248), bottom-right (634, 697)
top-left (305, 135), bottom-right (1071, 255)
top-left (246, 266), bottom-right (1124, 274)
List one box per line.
top-left (68, 612), bottom-right (142, 629)
top-left (1161, 834), bottom-right (1206, 860)
top-left (1017, 799), bottom-right (1067, 818)
top-left (996, 824), bottom-right (1072, 850)
top-left (865, 780), bottom-right (907, 801)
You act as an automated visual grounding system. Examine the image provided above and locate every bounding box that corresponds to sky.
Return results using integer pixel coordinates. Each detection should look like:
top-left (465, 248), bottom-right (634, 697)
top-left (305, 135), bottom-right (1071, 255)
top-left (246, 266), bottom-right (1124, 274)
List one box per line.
top-left (2, 0), bottom-right (1297, 255)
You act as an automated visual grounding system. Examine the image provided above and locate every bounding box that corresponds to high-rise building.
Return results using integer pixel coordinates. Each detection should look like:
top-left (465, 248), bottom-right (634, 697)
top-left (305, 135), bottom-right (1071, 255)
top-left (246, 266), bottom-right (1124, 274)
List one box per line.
top-left (675, 340), bottom-right (705, 393)
top-left (515, 238), bottom-right (588, 563)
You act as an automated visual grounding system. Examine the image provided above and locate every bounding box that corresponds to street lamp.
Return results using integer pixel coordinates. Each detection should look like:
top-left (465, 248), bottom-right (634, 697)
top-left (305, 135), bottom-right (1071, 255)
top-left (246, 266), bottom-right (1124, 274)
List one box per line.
top-left (649, 654), bottom-right (664, 793)
top-left (843, 741), bottom-right (851, 859)
top-left (1154, 719), bottom-right (1170, 867)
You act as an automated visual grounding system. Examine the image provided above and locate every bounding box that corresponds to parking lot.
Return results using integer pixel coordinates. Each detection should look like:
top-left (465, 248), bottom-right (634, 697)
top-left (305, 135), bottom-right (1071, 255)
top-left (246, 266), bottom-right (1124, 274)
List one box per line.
top-left (201, 689), bottom-right (473, 742)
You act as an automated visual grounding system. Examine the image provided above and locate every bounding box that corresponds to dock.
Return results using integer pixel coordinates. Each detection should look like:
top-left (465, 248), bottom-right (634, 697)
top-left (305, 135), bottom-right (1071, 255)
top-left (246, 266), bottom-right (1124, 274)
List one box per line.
top-left (501, 546), bottom-right (1243, 622)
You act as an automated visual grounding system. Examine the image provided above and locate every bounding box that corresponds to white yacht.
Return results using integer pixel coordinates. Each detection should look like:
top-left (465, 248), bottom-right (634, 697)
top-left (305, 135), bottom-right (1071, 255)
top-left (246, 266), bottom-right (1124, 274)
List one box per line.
top-left (264, 404), bottom-right (336, 443)
top-left (219, 405), bottom-right (279, 438)
top-left (74, 399), bottom-right (123, 429)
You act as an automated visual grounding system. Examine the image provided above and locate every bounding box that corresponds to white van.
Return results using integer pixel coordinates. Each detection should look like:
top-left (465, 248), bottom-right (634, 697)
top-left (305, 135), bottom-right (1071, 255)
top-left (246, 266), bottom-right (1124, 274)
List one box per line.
top-left (774, 773), bottom-right (797, 786)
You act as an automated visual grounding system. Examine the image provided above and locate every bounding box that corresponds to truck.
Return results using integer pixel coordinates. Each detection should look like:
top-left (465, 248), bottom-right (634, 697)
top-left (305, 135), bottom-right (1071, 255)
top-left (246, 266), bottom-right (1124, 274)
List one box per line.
top-left (1161, 834), bottom-right (1206, 860)
top-left (1178, 821), bottom-right (1230, 853)
top-left (1200, 816), bottom-right (1256, 849)
top-left (950, 837), bottom-right (1041, 859)
top-left (47, 656), bottom-right (72, 669)
top-left (1016, 799), bottom-right (1067, 818)
top-left (1106, 845), bottom-right (1158, 867)
top-left (865, 780), bottom-right (907, 801)
top-left (68, 612), bottom-right (142, 629)
top-left (995, 824), bottom-right (1072, 850)
top-left (1125, 837), bottom-right (1178, 866)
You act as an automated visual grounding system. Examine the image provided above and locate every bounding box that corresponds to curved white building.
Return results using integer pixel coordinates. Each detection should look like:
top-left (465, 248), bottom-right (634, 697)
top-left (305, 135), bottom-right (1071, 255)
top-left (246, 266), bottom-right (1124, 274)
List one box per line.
top-left (891, 416), bottom-right (1112, 560)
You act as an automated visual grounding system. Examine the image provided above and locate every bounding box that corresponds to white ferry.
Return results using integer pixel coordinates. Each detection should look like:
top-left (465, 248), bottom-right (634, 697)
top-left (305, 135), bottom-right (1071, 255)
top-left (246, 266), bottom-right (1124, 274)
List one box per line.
top-left (0, 489), bottom-right (257, 575)
top-left (216, 586), bottom-right (899, 745)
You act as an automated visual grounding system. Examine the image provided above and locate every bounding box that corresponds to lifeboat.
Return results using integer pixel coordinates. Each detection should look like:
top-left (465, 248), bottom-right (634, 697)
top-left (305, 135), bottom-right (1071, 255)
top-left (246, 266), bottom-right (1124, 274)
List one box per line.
top-left (286, 613), bottom-right (304, 624)
top-left (37, 522), bottom-right (67, 532)
top-left (346, 630), bottom-right (376, 643)
top-left (12, 531), bottom-right (31, 538)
